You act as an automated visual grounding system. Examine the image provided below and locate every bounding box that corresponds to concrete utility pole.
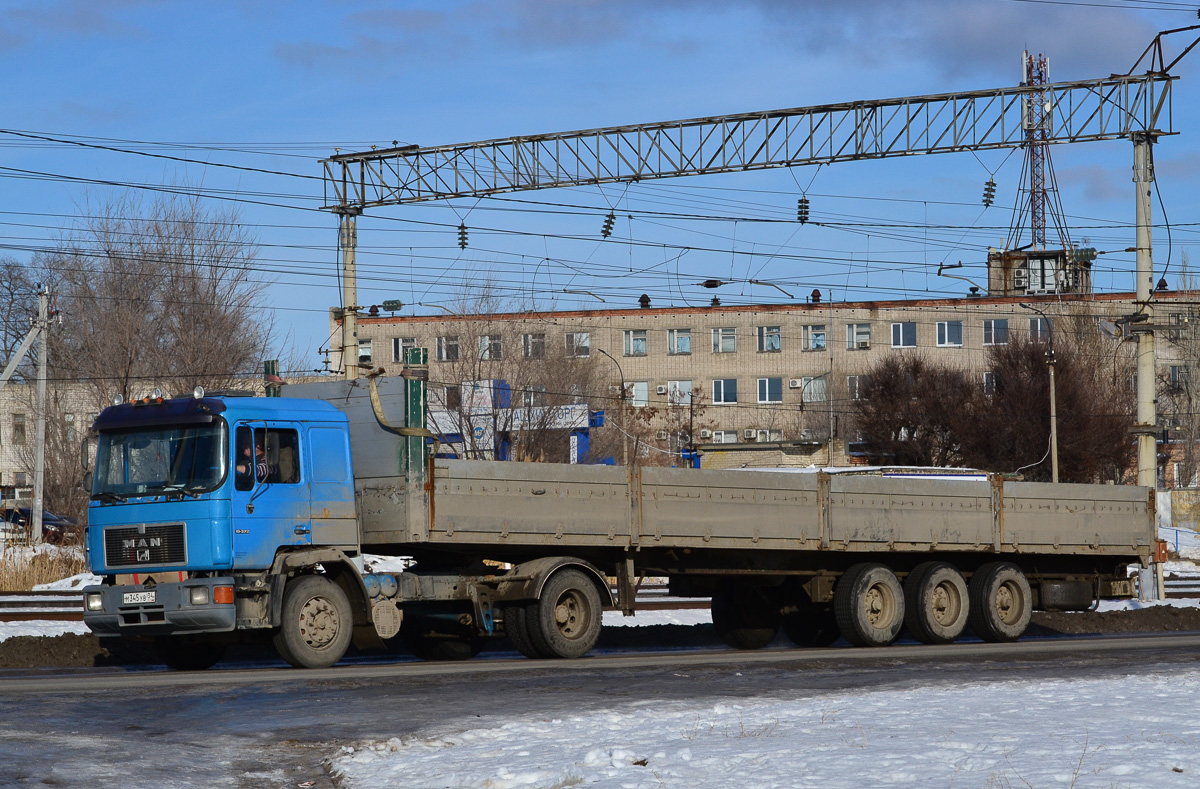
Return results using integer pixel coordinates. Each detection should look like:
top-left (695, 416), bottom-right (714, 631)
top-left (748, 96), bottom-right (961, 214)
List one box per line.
top-left (1133, 132), bottom-right (1158, 489)
top-left (31, 286), bottom-right (49, 545)
top-left (337, 209), bottom-right (362, 381)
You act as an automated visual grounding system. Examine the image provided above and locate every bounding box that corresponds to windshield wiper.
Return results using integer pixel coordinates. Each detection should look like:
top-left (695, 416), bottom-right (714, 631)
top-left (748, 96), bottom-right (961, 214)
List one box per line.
top-left (93, 492), bottom-right (126, 504)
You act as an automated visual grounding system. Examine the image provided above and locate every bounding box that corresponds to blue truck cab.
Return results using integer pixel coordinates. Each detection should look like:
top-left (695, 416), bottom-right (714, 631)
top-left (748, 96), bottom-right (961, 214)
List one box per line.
top-left (82, 392), bottom-right (362, 667)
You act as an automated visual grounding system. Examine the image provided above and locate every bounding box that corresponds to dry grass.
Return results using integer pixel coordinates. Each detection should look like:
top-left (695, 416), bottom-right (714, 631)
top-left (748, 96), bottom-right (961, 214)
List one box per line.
top-left (0, 545), bottom-right (87, 590)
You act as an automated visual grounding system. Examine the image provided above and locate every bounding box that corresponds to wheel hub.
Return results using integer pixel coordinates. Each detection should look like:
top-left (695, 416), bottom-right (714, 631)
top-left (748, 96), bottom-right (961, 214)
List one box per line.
top-left (554, 592), bottom-right (585, 639)
top-left (299, 596), bottom-right (340, 649)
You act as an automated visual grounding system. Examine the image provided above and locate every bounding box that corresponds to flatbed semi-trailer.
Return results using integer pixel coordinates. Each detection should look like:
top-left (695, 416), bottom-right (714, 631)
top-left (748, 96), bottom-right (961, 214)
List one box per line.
top-left (81, 352), bottom-right (1155, 669)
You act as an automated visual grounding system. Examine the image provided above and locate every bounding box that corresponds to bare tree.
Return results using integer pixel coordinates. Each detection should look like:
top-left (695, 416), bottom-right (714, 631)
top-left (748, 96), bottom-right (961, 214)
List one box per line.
top-left (853, 355), bottom-right (974, 467)
top-left (42, 191), bottom-right (274, 402)
top-left (1159, 250), bottom-right (1200, 487)
top-left (0, 258), bottom-right (37, 380)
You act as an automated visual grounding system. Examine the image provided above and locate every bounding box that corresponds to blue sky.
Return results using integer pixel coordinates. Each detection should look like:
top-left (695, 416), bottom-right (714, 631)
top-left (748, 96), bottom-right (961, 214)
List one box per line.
top-left (2, 1), bottom-right (1198, 373)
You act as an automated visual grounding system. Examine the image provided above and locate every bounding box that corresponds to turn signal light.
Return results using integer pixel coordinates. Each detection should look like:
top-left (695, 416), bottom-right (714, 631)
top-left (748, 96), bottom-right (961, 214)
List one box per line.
top-left (213, 586), bottom-right (235, 605)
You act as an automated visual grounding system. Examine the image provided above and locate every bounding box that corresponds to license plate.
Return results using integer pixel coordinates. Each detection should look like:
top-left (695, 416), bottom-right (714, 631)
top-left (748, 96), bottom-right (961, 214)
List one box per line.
top-left (122, 591), bottom-right (156, 605)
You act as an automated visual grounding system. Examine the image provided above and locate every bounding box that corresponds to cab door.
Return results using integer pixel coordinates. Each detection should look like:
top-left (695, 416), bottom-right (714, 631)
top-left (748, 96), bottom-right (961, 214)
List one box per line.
top-left (230, 423), bottom-right (311, 569)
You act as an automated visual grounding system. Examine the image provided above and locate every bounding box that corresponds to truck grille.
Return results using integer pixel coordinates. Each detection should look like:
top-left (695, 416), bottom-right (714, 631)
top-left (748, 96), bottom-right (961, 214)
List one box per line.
top-left (103, 523), bottom-right (187, 568)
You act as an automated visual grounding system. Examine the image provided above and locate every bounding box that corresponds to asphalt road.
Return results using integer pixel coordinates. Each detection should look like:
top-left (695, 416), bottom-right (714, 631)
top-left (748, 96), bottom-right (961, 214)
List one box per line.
top-left (2, 634), bottom-right (1200, 788)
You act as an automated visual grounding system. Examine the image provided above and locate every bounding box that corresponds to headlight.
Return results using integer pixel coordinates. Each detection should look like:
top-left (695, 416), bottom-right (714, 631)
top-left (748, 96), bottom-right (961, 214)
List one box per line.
top-left (188, 586), bottom-right (209, 606)
top-left (85, 593), bottom-right (103, 611)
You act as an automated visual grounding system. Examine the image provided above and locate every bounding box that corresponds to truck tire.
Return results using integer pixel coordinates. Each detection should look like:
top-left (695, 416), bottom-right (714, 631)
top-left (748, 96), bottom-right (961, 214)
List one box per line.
top-left (711, 581), bottom-right (780, 650)
top-left (504, 603), bottom-right (549, 659)
top-left (834, 563), bottom-right (905, 647)
top-left (525, 569), bottom-right (603, 659)
top-left (968, 562), bottom-right (1032, 643)
top-left (903, 562), bottom-right (969, 645)
top-left (157, 636), bottom-right (225, 671)
top-left (273, 575), bottom-right (354, 668)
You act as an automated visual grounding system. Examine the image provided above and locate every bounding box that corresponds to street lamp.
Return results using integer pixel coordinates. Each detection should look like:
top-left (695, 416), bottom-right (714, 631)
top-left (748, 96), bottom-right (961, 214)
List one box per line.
top-left (595, 348), bottom-right (629, 466)
top-left (1019, 303), bottom-right (1058, 484)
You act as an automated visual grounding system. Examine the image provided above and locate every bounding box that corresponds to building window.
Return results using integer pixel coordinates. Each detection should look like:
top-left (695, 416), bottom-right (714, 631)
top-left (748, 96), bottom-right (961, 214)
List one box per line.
top-left (479, 334), bottom-right (503, 360)
top-left (983, 319), bottom-right (1009, 346)
top-left (12, 414), bottom-right (25, 446)
top-left (757, 326), bottom-right (781, 353)
top-left (847, 323), bottom-right (871, 350)
top-left (1029, 317), bottom-right (1052, 343)
top-left (521, 385), bottom-right (547, 408)
top-left (14, 472), bottom-right (27, 488)
top-left (801, 376), bottom-right (827, 403)
top-left (65, 414), bottom-right (76, 444)
top-left (712, 327), bottom-right (737, 354)
top-left (1171, 366), bottom-right (1190, 387)
top-left (982, 371), bottom-right (997, 395)
top-left (937, 321), bottom-right (963, 347)
top-left (444, 385), bottom-right (462, 409)
top-left (712, 430), bottom-right (739, 444)
top-left (391, 337), bottom-right (416, 363)
top-left (667, 380), bottom-right (693, 406)
top-left (847, 375), bottom-right (869, 400)
top-left (624, 329), bottom-right (648, 357)
top-left (891, 322), bottom-right (917, 348)
top-left (436, 336), bottom-right (460, 362)
top-left (757, 377), bottom-right (783, 403)
top-left (522, 333), bottom-right (545, 359)
top-left (713, 378), bottom-right (738, 404)
top-left (565, 332), bottom-right (591, 357)
top-left (1168, 312), bottom-right (1187, 342)
top-left (626, 381), bottom-right (649, 408)
top-left (802, 324), bottom-right (827, 351)
top-left (668, 328), bottom-right (692, 355)
top-left (358, 338), bottom-right (373, 366)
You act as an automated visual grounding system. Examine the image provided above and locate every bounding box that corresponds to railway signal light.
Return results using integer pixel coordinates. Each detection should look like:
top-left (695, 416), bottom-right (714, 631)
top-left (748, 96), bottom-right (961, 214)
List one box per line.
top-left (797, 196), bottom-right (810, 224)
top-left (982, 178), bottom-right (996, 207)
top-left (457, 222), bottom-right (468, 249)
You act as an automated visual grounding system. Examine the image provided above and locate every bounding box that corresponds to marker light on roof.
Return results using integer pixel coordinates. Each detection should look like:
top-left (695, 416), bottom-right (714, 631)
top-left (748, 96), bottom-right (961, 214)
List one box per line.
top-left (112, 394), bottom-right (124, 406)
top-left (193, 386), bottom-right (205, 399)
top-left (151, 387), bottom-right (162, 399)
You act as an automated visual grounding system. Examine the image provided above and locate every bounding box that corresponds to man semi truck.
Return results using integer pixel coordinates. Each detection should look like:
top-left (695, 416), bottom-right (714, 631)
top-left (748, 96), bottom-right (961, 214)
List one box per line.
top-left (82, 351), bottom-right (1154, 669)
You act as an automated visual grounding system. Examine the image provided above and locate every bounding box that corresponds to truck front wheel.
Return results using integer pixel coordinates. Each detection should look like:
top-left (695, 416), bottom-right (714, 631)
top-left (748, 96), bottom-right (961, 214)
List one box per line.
top-left (273, 575), bottom-right (353, 668)
top-left (525, 569), bottom-right (603, 659)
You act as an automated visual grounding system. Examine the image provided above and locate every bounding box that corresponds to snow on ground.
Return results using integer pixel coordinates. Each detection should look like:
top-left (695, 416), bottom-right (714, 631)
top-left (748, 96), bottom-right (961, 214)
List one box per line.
top-left (329, 670), bottom-right (1200, 789)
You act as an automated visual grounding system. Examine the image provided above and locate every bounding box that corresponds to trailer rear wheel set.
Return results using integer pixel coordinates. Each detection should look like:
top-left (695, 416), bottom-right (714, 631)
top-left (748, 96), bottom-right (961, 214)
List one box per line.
top-left (708, 561), bottom-right (1034, 652)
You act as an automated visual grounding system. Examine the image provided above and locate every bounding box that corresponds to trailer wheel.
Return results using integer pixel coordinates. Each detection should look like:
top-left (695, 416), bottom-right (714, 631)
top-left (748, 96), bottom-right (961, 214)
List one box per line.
top-left (903, 562), bottom-right (969, 644)
top-left (711, 581), bottom-right (781, 650)
top-left (273, 575), bottom-right (353, 668)
top-left (834, 563), bottom-right (905, 647)
top-left (157, 637), bottom-right (225, 671)
top-left (525, 569), bottom-right (603, 659)
top-left (503, 603), bottom-right (549, 659)
top-left (968, 562), bottom-right (1032, 643)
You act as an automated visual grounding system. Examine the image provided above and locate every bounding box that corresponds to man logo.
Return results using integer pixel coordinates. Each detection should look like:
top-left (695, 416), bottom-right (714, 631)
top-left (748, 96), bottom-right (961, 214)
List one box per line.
top-left (123, 537), bottom-right (162, 549)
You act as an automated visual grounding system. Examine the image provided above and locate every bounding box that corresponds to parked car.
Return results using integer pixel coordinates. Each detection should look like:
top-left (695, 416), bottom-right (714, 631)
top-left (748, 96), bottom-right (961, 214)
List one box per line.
top-left (0, 507), bottom-right (80, 544)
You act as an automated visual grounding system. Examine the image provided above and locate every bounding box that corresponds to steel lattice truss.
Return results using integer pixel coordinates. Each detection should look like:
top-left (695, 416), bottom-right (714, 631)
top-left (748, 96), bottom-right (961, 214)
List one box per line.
top-left (322, 74), bottom-right (1175, 210)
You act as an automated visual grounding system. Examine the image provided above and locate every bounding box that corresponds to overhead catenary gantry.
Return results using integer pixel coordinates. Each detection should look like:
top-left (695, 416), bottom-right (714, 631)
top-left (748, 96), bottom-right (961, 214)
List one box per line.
top-left (322, 27), bottom-right (1200, 488)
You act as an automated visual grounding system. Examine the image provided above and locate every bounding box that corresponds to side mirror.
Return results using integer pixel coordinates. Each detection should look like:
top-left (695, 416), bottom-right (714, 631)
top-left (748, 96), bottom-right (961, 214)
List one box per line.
top-left (80, 437), bottom-right (91, 471)
top-left (82, 471), bottom-right (93, 493)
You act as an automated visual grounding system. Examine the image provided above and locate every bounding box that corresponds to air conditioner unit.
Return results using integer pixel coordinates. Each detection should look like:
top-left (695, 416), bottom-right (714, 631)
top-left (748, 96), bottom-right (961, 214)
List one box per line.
top-left (655, 430), bottom-right (669, 440)
top-left (655, 385), bottom-right (668, 395)
top-left (788, 378), bottom-right (803, 389)
top-left (743, 428), bottom-right (757, 440)
top-left (1013, 267), bottom-right (1028, 291)
top-left (699, 429), bottom-right (713, 439)
top-left (856, 341), bottom-right (870, 350)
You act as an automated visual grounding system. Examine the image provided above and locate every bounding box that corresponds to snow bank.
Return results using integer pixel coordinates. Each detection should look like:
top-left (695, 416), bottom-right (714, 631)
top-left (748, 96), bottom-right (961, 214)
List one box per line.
top-left (329, 670), bottom-right (1200, 788)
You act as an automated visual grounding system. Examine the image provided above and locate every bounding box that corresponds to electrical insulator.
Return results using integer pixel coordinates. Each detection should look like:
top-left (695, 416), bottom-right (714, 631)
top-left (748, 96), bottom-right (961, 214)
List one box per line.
top-left (601, 211), bottom-right (615, 238)
top-left (457, 222), bottom-right (468, 249)
top-left (982, 179), bottom-right (996, 207)
top-left (797, 196), bottom-right (810, 224)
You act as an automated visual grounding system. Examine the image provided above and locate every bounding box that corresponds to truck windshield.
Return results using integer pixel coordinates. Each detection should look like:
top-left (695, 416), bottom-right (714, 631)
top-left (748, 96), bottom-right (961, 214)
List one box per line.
top-left (93, 422), bottom-right (228, 498)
